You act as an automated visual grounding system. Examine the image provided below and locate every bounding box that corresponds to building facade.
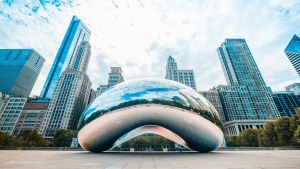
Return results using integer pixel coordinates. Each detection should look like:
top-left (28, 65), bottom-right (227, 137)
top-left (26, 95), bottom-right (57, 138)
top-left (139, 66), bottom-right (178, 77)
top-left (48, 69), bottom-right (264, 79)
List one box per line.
top-left (108, 67), bottom-right (124, 88)
top-left (0, 49), bottom-right (45, 97)
top-left (0, 96), bottom-right (27, 135)
top-left (40, 41), bottom-right (92, 138)
top-left (0, 92), bottom-right (10, 117)
top-left (217, 39), bottom-right (279, 134)
top-left (96, 67), bottom-right (124, 96)
top-left (272, 91), bottom-right (300, 117)
top-left (40, 16), bottom-right (91, 98)
top-left (199, 89), bottom-right (225, 123)
top-left (165, 56), bottom-right (197, 90)
top-left (285, 83), bottom-right (300, 95)
top-left (13, 98), bottom-right (50, 135)
top-left (284, 35), bottom-right (300, 76)
top-left (88, 89), bottom-right (96, 104)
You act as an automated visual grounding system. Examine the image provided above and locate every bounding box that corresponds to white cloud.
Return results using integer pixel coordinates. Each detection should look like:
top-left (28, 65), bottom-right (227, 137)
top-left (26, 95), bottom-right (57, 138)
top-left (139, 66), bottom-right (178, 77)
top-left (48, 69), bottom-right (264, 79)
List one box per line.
top-left (0, 0), bottom-right (299, 96)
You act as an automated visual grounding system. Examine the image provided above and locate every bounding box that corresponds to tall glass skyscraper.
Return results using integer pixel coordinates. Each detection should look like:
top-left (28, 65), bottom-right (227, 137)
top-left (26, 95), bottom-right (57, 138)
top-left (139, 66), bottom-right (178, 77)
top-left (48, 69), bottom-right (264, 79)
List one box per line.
top-left (40, 16), bottom-right (91, 98)
top-left (0, 49), bottom-right (45, 97)
top-left (217, 39), bottom-right (280, 134)
top-left (285, 34), bottom-right (300, 76)
top-left (40, 41), bottom-right (92, 138)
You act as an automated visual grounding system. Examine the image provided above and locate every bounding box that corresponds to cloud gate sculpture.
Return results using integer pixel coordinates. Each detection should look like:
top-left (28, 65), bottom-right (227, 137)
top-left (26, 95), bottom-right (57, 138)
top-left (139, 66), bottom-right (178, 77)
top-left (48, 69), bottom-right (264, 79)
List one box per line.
top-left (77, 78), bottom-right (224, 153)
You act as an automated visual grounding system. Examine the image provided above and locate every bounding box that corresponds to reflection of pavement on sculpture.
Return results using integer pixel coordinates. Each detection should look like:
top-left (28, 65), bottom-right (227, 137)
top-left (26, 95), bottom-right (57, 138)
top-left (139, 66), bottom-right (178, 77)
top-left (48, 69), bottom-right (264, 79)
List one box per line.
top-left (77, 78), bottom-right (224, 153)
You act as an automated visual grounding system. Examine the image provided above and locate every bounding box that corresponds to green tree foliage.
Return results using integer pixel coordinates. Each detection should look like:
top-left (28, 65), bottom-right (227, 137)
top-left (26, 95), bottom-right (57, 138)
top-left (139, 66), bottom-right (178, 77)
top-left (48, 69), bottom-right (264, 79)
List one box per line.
top-left (274, 117), bottom-right (293, 146)
top-left (0, 131), bottom-right (22, 146)
top-left (52, 129), bottom-right (76, 147)
top-left (294, 126), bottom-right (300, 144)
top-left (224, 135), bottom-right (239, 147)
top-left (290, 109), bottom-right (300, 145)
top-left (16, 130), bottom-right (50, 147)
top-left (258, 122), bottom-right (277, 146)
top-left (236, 129), bottom-right (260, 147)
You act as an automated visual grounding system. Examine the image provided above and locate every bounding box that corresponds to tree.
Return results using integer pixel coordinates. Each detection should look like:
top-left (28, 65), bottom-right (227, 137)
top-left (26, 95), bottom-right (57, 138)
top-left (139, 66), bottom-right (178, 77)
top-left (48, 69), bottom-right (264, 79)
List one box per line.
top-left (290, 109), bottom-right (300, 145)
top-left (258, 122), bottom-right (277, 146)
top-left (294, 126), bottom-right (300, 144)
top-left (16, 130), bottom-right (50, 147)
top-left (237, 129), bottom-right (260, 147)
top-left (225, 135), bottom-right (239, 147)
top-left (274, 117), bottom-right (293, 146)
top-left (52, 129), bottom-right (76, 147)
top-left (0, 131), bottom-right (22, 146)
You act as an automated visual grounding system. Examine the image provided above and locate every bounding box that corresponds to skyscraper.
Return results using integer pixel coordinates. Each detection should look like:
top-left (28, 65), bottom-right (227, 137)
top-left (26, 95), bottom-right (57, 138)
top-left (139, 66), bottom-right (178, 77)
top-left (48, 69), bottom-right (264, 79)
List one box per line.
top-left (286, 83), bottom-right (300, 95)
top-left (96, 67), bottom-right (124, 96)
top-left (165, 56), bottom-right (197, 90)
top-left (284, 35), bottom-right (300, 76)
top-left (272, 91), bottom-right (300, 117)
top-left (40, 41), bottom-right (92, 138)
top-left (108, 67), bottom-right (124, 88)
top-left (0, 95), bottom-right (27, 135)
top-left (40, 16), bottom-right (91, 98)
top-left (217, 39), bottom-right (280, 134)
top-left (0, 49), bottom-right (45, 97)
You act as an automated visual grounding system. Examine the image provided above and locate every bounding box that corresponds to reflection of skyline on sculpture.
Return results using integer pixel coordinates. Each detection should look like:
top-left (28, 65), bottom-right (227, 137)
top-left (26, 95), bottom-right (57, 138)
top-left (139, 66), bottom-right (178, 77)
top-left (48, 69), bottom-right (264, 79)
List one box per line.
top-left (78, 78), bottom-right (219, 129)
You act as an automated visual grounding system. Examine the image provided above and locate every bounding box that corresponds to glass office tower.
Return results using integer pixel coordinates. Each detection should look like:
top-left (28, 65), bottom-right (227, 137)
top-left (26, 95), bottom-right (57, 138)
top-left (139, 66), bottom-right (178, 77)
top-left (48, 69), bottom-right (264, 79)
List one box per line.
top-left (285, 35), bottom-right (300, 76)
top-left (217, 39), bottom-right (279, 120)
top-left (40, 41), bottom-right (92, 138)
top-left (40, 16), bottom-right (91, 98)
top-left (0, 49), bottom-right (45, 97)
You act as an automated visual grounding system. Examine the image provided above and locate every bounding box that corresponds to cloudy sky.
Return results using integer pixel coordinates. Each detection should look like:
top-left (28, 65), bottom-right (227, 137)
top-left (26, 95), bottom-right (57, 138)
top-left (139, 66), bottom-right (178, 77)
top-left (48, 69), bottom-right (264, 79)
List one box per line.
top-left (0, 0), bottom-right (299, 96)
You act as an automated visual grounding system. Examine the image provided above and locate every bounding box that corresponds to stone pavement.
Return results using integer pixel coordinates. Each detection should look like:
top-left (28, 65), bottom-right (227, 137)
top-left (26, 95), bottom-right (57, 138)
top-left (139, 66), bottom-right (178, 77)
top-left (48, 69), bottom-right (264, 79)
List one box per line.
top-left (0, 150), bottom-right (299, 169)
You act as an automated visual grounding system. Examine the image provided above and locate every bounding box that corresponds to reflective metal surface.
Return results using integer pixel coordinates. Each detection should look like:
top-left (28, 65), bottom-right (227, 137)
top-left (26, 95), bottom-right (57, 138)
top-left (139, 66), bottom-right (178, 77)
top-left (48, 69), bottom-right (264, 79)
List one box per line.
top-left (77, 78), bottom-right (224, 152)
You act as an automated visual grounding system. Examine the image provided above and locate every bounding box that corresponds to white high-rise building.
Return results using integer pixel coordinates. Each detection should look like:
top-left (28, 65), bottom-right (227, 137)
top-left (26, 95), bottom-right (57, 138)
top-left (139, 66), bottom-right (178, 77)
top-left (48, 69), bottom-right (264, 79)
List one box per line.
top-left (165, 56), bottom-right (197, 90)
top-left (96, 67), bottom-right (124, 96)
top-left (40, 41), bottom-right (92, 138)
top-left (0, 94), bottom-right (27, 135)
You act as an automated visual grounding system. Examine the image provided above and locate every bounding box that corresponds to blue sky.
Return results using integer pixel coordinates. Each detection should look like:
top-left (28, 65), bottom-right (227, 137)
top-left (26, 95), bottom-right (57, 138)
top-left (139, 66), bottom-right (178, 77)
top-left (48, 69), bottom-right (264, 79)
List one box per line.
top-left (0, 0), bottom-right (300, 96)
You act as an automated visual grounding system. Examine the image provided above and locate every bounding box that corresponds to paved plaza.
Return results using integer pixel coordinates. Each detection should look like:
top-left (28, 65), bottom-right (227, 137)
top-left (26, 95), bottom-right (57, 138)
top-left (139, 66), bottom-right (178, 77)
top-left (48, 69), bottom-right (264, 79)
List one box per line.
top-left (0, 150), bottom-right (300, 169)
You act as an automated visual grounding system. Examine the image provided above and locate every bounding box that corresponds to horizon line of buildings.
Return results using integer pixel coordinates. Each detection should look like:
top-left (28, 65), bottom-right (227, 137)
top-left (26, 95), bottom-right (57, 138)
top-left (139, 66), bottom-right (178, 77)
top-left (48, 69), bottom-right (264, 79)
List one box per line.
top-left (0, 15), bottom-right (300, 137)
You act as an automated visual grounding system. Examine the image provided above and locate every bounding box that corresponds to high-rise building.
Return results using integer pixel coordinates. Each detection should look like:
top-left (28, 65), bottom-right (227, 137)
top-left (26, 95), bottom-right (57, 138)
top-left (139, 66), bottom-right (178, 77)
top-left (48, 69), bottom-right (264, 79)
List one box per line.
top-left (108, 67), bottom-right (124, 88)
top-left (0, 92), bottom-right (10, 117)
top-left (272, 91), bottom-right (300, 117)
top-left (199, 89), bottom-right (225, 123)
top-left (13, 98), bottom-right (50, 135)
top-left (284, 35), bottom-right (300, 76)
top-left (87, 89), bottom-right (96, 104)
top-left (165, 56), bottom-right (197, 90)
top-left (40, 16), bottom-right (91, 98)
top-left (216, 85), bottom-right (269, 135)
top-left (285, 83), bottom-right (300, 95)
top-left (96, 85), bottom-right (109, 96)
top-left (40, 41), bottom-right (92, 138)
top-left (217, 39), bottom-right (280, 134)
top-left (96, 67), bottom-right (124, 96)
top-left (0, 49), bottom-right (45, 97)
top-left (0, 95), bottom-right (27, 135)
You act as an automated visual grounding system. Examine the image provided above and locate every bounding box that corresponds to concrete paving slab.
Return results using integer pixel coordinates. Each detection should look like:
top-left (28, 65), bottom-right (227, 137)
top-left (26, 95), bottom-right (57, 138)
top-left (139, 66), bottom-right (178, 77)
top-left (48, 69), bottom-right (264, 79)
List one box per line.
top-left (0, 150), bottom-right (299, 169)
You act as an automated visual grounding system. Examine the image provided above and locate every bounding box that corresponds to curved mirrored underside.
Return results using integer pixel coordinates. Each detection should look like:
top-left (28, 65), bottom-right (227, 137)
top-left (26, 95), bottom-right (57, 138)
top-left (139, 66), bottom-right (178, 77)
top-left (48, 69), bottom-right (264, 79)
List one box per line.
top-left (77, 78), bottom-right (224, 152)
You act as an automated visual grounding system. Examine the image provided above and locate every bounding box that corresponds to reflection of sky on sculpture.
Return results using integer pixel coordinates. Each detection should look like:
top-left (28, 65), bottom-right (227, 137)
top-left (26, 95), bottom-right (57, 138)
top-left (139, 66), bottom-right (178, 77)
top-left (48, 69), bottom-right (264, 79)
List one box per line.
top-left (78, 78), bottom-right (218, 128)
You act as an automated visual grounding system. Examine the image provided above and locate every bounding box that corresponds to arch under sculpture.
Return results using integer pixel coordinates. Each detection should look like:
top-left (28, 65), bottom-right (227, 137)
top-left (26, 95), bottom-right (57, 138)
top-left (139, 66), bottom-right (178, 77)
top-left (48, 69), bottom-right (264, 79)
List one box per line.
top-left (77, 78), bottom-right (224, 153)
